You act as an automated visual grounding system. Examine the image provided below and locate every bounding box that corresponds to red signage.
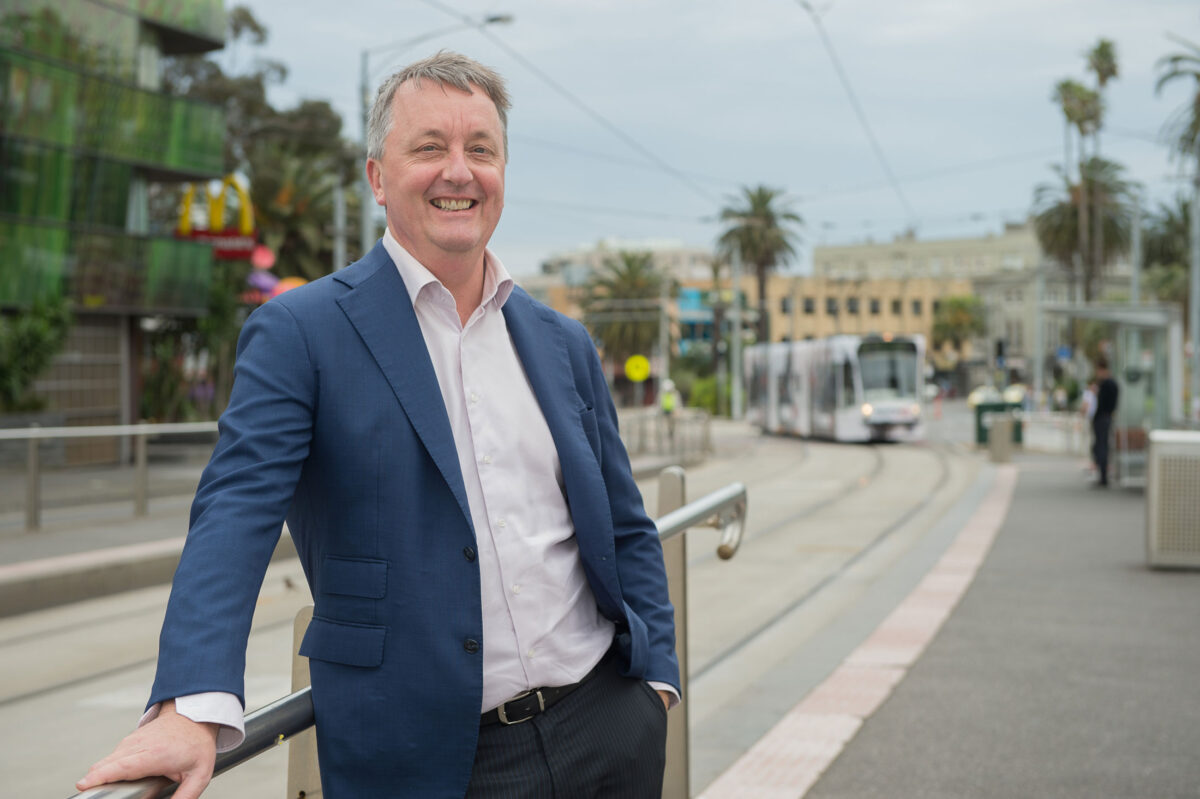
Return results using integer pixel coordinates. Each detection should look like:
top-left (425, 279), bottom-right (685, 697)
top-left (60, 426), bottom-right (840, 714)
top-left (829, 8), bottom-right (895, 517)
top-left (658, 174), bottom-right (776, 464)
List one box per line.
top-left (180, 228), bottom-right (257, 260)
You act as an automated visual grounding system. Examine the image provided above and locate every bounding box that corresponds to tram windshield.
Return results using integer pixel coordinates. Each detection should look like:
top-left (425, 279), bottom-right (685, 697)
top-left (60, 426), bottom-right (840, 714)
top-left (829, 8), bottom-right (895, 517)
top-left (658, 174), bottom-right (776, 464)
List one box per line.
top-left (858, 340), bottom-right (919, 401)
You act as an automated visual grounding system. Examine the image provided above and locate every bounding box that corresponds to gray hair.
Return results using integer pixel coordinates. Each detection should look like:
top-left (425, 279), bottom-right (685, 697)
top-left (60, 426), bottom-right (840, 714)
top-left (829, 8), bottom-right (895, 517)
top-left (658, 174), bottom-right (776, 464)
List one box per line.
top-left (366, 50), bottom-right (511, 162)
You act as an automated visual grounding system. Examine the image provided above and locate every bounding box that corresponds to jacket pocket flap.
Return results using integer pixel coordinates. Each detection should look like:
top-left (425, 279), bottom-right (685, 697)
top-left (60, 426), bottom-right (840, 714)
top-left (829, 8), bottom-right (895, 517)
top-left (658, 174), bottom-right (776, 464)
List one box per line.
top-left (299, 616), bottom-right (386, 667)
top-left (322, 556), bottom-right (387, 598)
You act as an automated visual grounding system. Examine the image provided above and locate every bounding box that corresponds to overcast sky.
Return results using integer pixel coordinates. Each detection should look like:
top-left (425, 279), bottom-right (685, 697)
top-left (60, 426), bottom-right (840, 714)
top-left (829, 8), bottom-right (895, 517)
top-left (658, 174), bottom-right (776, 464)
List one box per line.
top-left (232, 0), bottom-right (1199, 276)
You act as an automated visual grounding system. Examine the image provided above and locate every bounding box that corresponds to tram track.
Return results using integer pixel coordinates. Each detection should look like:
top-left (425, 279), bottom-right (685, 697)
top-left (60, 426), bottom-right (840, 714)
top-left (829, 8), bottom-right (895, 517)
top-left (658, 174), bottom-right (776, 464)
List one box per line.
top-left (691, 441), bottom-right (954, 681)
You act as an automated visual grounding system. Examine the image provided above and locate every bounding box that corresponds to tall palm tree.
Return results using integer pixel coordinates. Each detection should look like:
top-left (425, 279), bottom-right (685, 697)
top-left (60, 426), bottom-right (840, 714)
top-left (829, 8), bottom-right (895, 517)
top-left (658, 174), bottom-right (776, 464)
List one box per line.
top-left (582, 251), bottom-right (666, 366)
top-left (1033, 157), bottom-right (1136, 301)
top-left (1143, 195), bottom-right (1193, 325)
top-left (1051, 79), bottom-right (1102, 292)
top-left (717, 186), bottom-right (802, 342)
top-left (1155, 36), bottom-right (1200, 163)
top-left (1087, 39), bottom-right (1118, 268)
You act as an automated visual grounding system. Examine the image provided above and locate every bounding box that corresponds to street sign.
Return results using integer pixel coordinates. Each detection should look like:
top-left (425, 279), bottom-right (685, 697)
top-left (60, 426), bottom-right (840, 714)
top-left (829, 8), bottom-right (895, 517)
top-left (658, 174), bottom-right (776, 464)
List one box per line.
top-left (624, 354), bottom-right (651, 383)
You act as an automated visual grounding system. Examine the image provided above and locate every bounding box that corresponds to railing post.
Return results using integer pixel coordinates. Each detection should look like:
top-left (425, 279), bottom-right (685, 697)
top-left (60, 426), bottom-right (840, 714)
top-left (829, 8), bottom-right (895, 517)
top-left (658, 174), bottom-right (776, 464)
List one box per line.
top-left (26, 424), bottom-right (41, 532)
top-left (657, 466), bottom-right (688, 799)
top-left (288, 605), bottom-right (321, 798)
top-left (134, 432), bottom-right (149, 517)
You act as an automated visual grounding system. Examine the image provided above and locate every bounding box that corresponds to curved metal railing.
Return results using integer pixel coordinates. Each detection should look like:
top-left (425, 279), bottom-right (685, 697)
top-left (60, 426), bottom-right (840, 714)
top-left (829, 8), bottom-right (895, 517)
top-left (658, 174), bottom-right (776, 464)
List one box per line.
top-left (67, 480), bottom-right (748, 799)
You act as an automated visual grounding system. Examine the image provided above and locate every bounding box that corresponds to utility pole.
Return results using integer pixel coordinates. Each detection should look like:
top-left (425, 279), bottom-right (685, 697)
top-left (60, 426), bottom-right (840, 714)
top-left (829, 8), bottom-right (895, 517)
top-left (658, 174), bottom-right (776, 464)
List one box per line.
top-left (730, 245), bottom-right (744, 420)
top-left (359, 51), bottom-right (375, 259)
top-left (658, 279), bottom-right (671, 386)
top-left (1190, 156), bottom-right (1200, 419)
top-left (332, 182), bottom-right (346, 272)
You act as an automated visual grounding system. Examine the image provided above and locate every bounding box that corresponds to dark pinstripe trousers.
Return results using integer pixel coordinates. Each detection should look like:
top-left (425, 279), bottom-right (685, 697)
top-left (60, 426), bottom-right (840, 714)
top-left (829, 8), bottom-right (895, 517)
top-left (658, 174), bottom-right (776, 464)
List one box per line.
top-left (465, 654), bottom-right (669, 798)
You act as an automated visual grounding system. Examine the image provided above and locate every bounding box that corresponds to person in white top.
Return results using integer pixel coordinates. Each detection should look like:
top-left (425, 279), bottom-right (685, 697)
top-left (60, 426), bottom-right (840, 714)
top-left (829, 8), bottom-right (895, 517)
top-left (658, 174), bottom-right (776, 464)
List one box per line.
top-left (78, 51), bottom-right (678, 799)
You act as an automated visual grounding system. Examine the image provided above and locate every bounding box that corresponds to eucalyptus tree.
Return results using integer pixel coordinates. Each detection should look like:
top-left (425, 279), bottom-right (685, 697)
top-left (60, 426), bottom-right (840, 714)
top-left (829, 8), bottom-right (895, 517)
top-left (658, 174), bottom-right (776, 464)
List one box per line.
top-left (717, 185), bottom-right (803, 342)
top-left (1033, 157), bottom-right (1136, 301)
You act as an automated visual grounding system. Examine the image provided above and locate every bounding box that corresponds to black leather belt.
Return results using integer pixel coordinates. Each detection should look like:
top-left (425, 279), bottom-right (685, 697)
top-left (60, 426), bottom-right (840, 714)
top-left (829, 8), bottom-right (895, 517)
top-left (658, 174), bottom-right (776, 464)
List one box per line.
top-left (480, 650), bottom-right (610, 726)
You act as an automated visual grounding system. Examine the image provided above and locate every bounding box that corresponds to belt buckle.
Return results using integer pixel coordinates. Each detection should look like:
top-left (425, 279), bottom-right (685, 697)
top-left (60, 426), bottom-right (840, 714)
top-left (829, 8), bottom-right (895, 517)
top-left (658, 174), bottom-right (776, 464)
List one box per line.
top-left (497, 688), bottom-right (545, 725)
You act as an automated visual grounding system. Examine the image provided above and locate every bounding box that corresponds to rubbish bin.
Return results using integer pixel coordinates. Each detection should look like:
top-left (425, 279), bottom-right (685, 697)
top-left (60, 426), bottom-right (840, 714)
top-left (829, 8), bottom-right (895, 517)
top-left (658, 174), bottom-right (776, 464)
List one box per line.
top-left (989, 415), bottom-right (1013, 463)
top-left (976, 402), bottom-right (1023, 446)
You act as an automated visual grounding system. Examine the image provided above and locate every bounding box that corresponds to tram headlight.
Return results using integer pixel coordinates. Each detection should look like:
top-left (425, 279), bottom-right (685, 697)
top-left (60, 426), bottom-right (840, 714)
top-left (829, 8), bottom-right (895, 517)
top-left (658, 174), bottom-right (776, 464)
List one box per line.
top-left (861, 403), bottom-right (873, 417)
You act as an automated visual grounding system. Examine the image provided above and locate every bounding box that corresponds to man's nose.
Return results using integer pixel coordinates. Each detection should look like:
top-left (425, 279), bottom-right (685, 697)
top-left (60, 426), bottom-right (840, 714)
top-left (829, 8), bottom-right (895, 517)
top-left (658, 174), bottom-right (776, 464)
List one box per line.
top-left (441, 149), bottom-right (473, 184)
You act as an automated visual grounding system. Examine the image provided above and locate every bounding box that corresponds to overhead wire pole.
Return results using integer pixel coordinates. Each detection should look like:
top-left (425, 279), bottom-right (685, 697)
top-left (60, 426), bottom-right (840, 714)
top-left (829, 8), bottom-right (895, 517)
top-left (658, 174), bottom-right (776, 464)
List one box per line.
top-left (795, 0), bottom-right (916, 228)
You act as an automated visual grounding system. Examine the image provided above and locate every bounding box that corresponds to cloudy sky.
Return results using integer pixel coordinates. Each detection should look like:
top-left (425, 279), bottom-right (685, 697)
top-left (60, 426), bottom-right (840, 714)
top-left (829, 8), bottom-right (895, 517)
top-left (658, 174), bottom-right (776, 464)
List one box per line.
top-left (232, 0), bottom-right (1199, 276)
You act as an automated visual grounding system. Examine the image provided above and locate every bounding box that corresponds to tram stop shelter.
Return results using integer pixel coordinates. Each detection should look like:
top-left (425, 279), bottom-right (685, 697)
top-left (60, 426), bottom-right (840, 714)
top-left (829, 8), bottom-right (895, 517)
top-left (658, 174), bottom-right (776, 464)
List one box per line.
top-left (1038, 303), bottom-right (1185, 487)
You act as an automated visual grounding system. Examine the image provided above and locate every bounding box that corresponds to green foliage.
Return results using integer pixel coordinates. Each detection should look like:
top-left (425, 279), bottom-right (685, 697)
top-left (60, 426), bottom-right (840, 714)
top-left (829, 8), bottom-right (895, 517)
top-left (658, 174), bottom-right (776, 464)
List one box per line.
top-left (583, 251), bottom-right (667, 364)
top-left (1032, 157), bottom-right (1137, 300)
top-left (1155, 37), bottom-right (1200, 163)
top-left (687, 376), bottom-right (729, 415)
top-left (140, 335), bottom-right (193, 422)
top-left (718, 186), bottom-right (802, 342)
top-left (0, 296), bottom-right (72, 412)
top-left (932, 295), bottom-right (985, 350)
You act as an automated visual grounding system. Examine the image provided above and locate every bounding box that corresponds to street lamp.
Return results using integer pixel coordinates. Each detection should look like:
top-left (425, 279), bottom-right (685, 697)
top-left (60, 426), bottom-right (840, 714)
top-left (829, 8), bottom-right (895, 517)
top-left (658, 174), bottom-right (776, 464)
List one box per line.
top-left (358, 15), bottom-right (514, 259)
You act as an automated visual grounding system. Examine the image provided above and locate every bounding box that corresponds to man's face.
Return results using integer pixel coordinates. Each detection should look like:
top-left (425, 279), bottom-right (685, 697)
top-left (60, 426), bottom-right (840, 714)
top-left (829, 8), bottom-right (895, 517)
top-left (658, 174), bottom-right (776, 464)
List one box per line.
top-left (367, 80), bottom-right (505, 271)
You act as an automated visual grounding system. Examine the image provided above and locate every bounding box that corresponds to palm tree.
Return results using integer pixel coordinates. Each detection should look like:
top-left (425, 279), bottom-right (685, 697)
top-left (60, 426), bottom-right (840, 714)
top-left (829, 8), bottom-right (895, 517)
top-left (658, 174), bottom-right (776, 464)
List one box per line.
top-left (582, 251), bottom-right (666, 366)
top-left (1143, 195), bottom-right (1192, 325)
top-left (1033, 157), bottom-right (1137, 301)
top-left (1155, 36), bottom-right (1200, 162)
top-left (717, 185), bottom-right (802, 342)
top-left (252, 151), bottom-right (341, 282)
top-left (1087, 39), bottom-right (1118, 268)
top-left (1051, 79), bottom-right (1102, 289)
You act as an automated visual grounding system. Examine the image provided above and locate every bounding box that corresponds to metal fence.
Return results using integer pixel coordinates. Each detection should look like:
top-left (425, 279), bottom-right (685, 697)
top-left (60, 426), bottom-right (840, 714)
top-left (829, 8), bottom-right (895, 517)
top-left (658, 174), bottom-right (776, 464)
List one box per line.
top-left (0, 422), bottom-right (218, 531)
top-left (619, 408), bottom-right (712, 467)
top-left (68, 472), bottom-right (748, 799)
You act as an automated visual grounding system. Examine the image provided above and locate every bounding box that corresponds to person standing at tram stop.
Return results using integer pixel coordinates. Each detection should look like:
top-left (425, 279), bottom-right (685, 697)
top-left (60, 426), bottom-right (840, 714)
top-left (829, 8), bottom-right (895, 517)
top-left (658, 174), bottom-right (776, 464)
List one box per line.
top-left (76, 51), bottom-right (679, 799)
top-left (1091, 356), bottom-right (1120, 487)
top-left (659, 378), bottom-right (680, 446)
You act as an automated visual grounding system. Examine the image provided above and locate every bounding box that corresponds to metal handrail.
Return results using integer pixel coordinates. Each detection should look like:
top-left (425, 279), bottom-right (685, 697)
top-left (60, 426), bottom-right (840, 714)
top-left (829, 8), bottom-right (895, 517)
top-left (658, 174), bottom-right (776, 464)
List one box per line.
top-left (67, 482), bottom-right (749, 799)
top-left (3, 421), bottom-right (218, 531)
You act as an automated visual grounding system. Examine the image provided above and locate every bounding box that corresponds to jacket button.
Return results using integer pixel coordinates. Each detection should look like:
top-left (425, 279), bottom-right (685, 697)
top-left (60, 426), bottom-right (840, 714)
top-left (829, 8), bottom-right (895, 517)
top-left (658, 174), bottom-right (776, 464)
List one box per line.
top-left (463, 546), bottom-right (476, 562)
top-left (464, 638), bottom-right (480, 654)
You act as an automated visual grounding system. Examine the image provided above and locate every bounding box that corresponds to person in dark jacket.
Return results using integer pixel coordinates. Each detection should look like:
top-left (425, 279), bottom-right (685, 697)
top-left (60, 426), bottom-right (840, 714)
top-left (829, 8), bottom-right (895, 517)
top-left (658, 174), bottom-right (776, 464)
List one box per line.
top-left (1092, 356), bottom-right (1119, 487)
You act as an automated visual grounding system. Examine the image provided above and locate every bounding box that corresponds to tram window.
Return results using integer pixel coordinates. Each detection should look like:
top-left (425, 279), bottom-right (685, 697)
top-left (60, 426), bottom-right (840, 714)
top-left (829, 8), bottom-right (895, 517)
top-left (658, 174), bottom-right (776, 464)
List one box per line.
top-left (842, 361), bottom-right (856, 407)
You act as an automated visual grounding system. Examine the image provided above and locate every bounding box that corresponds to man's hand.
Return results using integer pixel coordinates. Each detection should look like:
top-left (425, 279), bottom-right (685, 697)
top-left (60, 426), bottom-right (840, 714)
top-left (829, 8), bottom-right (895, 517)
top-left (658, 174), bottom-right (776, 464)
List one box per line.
top-left (75, 700), bottom-right (219, 799)
top-left (656, 690), bottom-right (670, 712)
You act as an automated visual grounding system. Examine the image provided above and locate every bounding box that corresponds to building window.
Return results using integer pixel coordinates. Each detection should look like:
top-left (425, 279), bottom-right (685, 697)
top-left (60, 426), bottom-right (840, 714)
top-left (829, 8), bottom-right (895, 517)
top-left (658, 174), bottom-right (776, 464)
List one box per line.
top-left (803, 297), bottom-right (815, 315)
top-left (847, 297), bottom-right (859, 314)
top-left (911, 299), bottom-right (922, 316)
top-left (932, 300), bottom-right (941, 315)
top-left (870, 298), bottom-right (880, 315)
top-left (780, 296), bottom-right (792, 314)
top-left (892, 299), bottom-right (902, 315)
top-left (826, 297), bottom-right (839, 315)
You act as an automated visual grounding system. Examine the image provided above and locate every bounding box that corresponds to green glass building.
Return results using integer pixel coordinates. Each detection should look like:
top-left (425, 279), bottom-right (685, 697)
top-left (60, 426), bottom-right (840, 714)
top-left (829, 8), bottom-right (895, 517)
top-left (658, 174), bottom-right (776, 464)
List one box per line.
top-left (1, 0), bottom-right (225, 459)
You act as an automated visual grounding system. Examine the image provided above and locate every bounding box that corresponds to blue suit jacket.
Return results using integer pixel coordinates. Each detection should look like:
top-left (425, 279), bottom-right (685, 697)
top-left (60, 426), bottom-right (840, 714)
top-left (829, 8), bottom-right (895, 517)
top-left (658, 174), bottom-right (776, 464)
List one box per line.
top-left (149, 244), bottom-right (678, 798)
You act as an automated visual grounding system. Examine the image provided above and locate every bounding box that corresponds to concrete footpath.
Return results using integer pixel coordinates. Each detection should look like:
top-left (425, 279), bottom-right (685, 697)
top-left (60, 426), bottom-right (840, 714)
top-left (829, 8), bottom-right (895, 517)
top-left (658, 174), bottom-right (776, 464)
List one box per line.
top-left (704, 451), bottom-right (1200, 799)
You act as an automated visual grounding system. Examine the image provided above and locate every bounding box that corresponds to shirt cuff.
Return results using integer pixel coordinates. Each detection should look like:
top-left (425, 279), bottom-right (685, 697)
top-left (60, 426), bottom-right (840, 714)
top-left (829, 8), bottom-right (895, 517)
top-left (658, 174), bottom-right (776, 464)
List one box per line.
top-left (140, 693), bottom-right (246, 753)
top-left (647, 681), bottom-right (680, 710)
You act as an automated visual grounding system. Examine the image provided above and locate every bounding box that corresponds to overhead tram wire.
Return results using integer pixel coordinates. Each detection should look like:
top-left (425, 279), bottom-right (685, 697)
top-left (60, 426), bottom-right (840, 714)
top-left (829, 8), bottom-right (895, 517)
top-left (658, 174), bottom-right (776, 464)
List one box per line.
top-left (420, 0), bottom-right (720, 206)
top-left (794, 0), bottom-right (916, 225)
top-left (510, 133), bottom-right (741, 190)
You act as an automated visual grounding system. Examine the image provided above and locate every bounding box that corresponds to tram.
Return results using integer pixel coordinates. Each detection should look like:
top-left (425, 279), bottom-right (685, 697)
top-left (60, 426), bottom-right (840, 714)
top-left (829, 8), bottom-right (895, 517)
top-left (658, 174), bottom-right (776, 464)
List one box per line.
top-left (744, 334), bottom-right (926, 442)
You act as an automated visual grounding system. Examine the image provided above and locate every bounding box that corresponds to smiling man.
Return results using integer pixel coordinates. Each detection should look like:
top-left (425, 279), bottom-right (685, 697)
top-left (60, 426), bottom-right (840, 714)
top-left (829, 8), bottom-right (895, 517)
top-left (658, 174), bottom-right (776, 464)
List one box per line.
top-left (76, 51), bottom-right (678, 799)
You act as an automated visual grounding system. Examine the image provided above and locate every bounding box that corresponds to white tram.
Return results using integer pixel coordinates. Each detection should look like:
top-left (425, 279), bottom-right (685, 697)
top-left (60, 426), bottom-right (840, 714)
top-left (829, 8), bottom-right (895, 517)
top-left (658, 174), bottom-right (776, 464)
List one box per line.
top-left (744, 334), bottom-right (926, 443)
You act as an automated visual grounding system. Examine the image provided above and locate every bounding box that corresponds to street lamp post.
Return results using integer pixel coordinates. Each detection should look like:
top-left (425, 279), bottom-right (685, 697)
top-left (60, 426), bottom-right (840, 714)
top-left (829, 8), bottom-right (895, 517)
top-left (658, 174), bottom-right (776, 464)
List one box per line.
top-left (358, 16), bottom-right (513, 258)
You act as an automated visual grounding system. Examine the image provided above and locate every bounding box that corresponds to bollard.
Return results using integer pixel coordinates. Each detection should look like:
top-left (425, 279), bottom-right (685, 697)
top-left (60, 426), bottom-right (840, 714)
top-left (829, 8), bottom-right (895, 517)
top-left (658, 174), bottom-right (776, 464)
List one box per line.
top-left (990, 414), bottom-right (1013, 463)
top-left (134, 433), bottom-right (149, 516)
top-left (26, 426), bottom-right (41, 531)
top-left (657, 466), bottom-right (688, 799)
top-left (288, 605), bottom-right (321, 798)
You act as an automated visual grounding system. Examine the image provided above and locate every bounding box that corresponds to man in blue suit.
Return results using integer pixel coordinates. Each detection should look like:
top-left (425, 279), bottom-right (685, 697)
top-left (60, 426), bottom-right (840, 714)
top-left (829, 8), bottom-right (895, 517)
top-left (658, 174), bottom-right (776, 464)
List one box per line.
top-left (78, 51), bottom-right (678, 798)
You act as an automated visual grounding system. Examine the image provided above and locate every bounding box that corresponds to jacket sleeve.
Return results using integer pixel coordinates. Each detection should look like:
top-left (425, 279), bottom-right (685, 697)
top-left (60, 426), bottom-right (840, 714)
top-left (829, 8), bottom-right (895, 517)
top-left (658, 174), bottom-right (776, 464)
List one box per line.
top-left (575, 326), bottom-right (680, 694)
top-left (148, 299), bottom-right (317, 710)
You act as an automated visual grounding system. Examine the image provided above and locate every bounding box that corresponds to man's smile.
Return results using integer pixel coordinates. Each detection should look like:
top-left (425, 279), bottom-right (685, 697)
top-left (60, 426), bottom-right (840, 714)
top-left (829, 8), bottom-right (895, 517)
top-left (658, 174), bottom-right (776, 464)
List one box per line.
top-left (431, 198), bottom-right (477, 211)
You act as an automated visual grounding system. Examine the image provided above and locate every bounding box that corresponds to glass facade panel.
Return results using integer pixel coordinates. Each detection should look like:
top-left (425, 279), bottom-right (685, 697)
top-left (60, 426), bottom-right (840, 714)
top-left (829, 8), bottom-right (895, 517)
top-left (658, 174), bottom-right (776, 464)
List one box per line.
top-left (1, 0), bottom-right (139, 84)
top-left (0, 218), bottom-right (68, 304)
top-left (1, 49), bottom-right (223, 175)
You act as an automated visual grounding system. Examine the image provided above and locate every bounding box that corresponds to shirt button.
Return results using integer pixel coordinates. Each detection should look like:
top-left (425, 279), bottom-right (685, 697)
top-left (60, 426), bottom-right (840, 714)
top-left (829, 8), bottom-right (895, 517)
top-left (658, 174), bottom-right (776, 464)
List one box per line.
top-left (464, 638), bottom-right (480, 654)
top-left (469, 392), bottom-right (480, 404)
top-left (527, 648), bottom-right (536, 658)
top-left (482, 455), bottom-right (492, 465)
top-left (496, 519), bottom-right (506, 528)
top-left (511, 584), bottom-right (521, 594)
top-left (463, 546), bottom-right (476, 562)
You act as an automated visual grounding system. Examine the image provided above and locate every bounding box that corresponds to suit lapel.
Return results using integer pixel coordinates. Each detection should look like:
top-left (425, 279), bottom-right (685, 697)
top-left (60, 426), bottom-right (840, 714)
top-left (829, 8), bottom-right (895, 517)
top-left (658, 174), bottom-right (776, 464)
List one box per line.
top-left (335, 252), bottom-right (473, 532)
top-left (504, 289), bottom-right (584, 435)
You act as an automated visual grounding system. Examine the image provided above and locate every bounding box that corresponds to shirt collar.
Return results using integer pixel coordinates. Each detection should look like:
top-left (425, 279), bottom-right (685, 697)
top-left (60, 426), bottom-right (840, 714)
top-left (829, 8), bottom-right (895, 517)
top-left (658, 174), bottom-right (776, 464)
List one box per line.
top-left (382, 230), bottom-right (514, 312)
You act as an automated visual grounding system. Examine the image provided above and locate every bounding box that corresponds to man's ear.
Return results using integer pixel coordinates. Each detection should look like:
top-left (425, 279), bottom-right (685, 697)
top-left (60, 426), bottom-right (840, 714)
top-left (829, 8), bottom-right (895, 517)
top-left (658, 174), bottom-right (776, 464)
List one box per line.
top-left (366, 158), bottom-right (386, 206)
